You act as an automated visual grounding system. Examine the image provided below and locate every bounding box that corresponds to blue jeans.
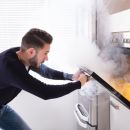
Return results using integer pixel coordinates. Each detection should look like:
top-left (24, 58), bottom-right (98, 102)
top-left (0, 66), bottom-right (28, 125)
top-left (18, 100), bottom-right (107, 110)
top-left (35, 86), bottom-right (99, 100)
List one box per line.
top-left (0, 105), bottom-right (31, 130)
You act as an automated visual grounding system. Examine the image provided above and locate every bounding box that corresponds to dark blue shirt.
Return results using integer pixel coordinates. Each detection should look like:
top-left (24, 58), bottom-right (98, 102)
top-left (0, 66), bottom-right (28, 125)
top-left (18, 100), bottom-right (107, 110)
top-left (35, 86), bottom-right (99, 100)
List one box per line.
top-left (0, 47), bottom-right (81, 105)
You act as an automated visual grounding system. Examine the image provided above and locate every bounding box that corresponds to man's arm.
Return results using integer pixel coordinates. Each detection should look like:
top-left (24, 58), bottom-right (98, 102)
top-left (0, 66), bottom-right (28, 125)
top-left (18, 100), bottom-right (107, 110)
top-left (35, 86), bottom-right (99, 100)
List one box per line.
top-left (30, 64), bottom-right (73, 80)
top-left (7, 60), bottom-right (81, 100)
top-left (10, 71), bottom-right (81, 100)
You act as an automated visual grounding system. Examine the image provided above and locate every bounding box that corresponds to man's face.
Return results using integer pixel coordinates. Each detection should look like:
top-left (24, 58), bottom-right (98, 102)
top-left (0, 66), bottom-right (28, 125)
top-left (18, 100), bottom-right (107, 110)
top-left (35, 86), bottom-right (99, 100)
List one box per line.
top-left (29, 44), bottom-right (50, 68)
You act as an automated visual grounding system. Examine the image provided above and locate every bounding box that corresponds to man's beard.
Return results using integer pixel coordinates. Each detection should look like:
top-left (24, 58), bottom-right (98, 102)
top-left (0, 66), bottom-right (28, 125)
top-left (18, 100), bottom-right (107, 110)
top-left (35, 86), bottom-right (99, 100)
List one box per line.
top-left (29, 55), bottom-right (38, 68)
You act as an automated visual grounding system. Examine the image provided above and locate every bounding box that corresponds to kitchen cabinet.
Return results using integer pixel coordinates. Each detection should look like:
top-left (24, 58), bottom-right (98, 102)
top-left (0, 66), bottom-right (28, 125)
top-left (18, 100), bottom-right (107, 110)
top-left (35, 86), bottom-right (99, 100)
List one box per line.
top-left (110, 96), bottom-right (130, 130)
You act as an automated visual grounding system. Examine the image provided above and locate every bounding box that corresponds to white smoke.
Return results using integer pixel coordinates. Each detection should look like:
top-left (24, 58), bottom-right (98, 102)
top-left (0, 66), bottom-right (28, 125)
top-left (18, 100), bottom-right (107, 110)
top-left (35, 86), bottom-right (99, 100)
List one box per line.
top-left (68, 0), bottom-right (128, 79)
top-left (67, 0), bottom-right (129, 98)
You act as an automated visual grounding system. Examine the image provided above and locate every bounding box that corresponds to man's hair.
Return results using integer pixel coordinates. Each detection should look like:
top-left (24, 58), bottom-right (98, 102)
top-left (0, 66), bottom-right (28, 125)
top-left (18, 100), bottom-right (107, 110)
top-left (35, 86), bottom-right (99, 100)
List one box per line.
top-left (21, 28), bottom-right (53, 51)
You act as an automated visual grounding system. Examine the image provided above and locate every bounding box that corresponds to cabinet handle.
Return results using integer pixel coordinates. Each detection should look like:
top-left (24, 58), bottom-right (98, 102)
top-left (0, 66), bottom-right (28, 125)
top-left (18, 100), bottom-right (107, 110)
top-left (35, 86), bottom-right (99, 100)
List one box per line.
top-left (110, 101), bottom-right (120, 110)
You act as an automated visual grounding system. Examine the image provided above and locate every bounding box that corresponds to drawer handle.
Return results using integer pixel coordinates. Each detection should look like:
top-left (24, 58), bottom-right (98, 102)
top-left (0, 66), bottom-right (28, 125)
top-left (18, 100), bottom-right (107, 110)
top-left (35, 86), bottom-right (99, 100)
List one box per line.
top-left (75, 103), bottom-right (89, 121)
top-left (74, 103), bottom-right (97, 129)
top-left (74, 110), bottom-right (88, 128)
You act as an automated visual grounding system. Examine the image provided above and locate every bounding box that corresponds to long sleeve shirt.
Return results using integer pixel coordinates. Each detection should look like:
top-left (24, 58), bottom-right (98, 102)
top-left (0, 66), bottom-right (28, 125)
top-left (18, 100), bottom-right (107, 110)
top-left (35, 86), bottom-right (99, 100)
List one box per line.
top-left (0, 47), bottom-right (81, 106)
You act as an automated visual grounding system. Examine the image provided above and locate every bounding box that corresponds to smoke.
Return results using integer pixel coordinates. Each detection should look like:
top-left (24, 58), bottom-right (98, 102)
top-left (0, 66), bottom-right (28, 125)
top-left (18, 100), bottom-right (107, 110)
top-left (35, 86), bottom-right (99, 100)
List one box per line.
top-left (99, 45), bottom-right (129, 77)
top-left (68, 0), bottom-right (128, 79)
top-left (67, 0), bottom-right (129, 98)
top-left (79, 79), bottom-right (105, 100)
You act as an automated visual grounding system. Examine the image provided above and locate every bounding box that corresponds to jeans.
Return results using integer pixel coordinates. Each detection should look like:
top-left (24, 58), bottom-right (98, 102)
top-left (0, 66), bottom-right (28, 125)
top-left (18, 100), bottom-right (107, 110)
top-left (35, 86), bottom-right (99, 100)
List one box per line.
top-left (0, 105), bottom-right (31, 130)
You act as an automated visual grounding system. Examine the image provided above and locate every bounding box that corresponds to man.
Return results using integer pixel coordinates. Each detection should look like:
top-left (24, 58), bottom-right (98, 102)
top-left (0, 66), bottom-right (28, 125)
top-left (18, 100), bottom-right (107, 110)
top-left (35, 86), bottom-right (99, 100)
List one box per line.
top-left (0, 28), bottom-right (88, 130)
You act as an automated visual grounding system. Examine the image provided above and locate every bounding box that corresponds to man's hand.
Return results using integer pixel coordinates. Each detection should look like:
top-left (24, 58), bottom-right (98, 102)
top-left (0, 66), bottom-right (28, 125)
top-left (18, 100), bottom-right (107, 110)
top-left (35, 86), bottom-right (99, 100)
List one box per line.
top-left (78, 73), bottom-right (89, 86)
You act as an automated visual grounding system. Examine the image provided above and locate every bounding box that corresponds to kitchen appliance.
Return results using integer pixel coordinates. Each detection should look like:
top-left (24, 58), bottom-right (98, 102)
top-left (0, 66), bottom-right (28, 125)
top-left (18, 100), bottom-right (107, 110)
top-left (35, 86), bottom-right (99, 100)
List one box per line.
top-left (74, 0), bottom-right (130, 129)
top-left (112, 31), bottom-right (130, 55)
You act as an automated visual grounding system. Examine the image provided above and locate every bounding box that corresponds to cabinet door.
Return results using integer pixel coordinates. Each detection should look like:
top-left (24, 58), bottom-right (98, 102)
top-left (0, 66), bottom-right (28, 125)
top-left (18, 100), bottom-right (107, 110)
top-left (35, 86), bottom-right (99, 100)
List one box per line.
top-left (110, 97), bottom-right (130, 130)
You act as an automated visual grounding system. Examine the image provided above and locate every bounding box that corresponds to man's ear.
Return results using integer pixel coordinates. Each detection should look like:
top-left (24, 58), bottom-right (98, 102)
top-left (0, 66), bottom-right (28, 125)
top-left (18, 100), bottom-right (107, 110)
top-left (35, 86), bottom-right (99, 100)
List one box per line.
top-left (26, 48), bottom-right (36, 58)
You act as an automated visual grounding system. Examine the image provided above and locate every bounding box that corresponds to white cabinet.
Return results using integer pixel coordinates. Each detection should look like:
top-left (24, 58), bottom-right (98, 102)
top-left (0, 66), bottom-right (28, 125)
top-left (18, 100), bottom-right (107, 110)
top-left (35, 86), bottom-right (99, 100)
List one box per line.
top-left (110, 97), bottom-right (130, 130)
